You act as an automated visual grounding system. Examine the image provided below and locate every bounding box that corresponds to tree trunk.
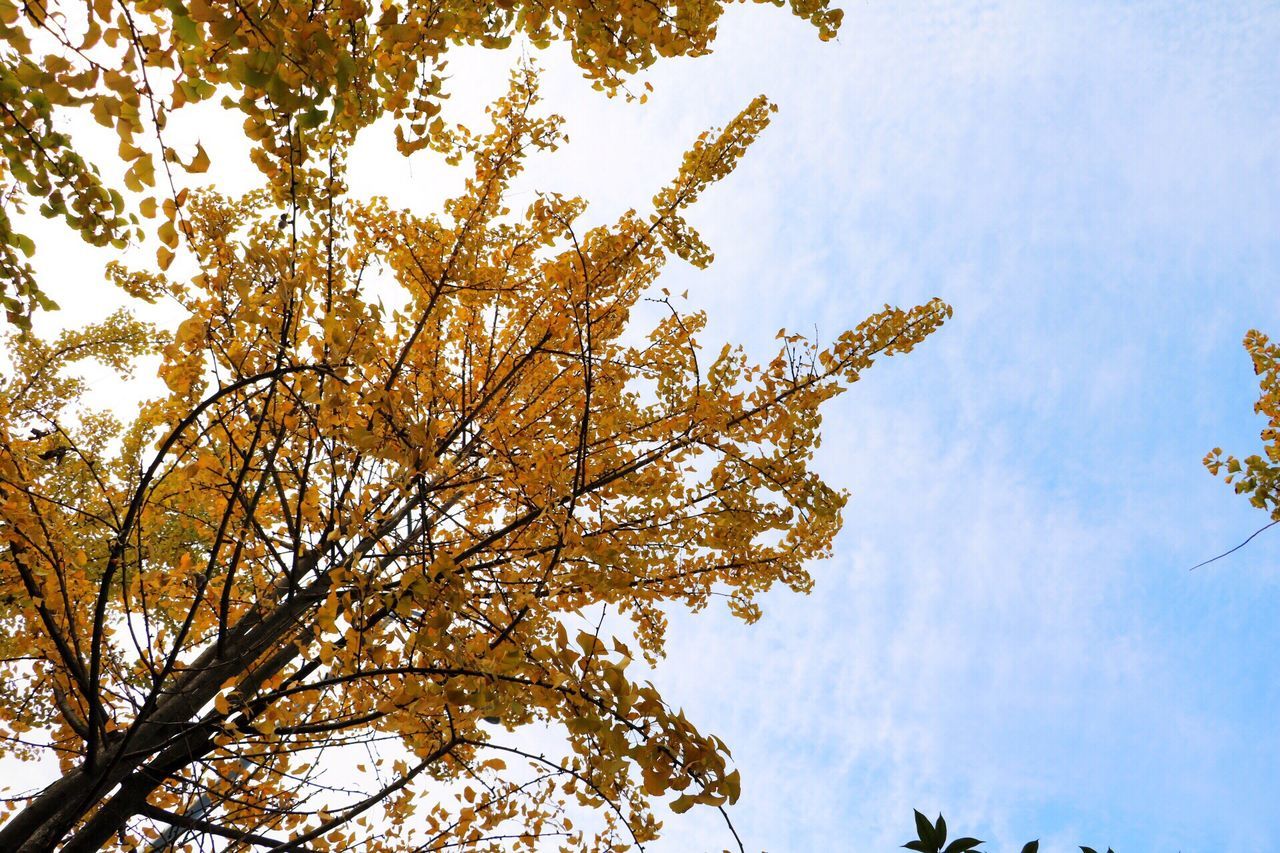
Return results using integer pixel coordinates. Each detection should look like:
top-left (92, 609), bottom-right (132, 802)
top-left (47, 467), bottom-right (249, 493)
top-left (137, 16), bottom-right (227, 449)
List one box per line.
top-left (0, 577), bottom-right (328, 851)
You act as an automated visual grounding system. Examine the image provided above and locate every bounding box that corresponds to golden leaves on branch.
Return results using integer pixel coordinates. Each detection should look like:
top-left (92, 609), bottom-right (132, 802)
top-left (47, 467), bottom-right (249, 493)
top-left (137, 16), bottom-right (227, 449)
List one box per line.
top-left (0, 0), bottom-right (845, 325)
top-left (0, 69), bottom-right (941, 852)
top-left (1207, 330), bottom-right (1280, 518)
top-left (651, 94), bottom-right (776, 269)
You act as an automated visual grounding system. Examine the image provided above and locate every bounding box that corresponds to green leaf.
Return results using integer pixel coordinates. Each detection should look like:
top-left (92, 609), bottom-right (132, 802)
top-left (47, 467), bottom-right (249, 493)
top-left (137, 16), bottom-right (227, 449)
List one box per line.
top-left (914, 810), bottom-right (938, 851)
top-left (1020, 843), bottom-right (1040, 853)
top-left (336, 52), bottom-right (356, 93)
top-left (944, 839), bottom-right (983, 853)
top-left (298, 107), bottom-right (328, 129)
top-left (173, 13), bottom-right (200, 45)
top-left (903, 843), bottom-right (932, 852)
top-left (935, 814), bottom-right (947, 846)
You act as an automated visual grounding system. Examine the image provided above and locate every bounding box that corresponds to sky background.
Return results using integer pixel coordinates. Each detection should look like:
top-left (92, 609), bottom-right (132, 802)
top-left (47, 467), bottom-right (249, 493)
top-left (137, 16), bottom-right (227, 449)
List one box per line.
top-left (20, 1), bottom-right (1280, 850)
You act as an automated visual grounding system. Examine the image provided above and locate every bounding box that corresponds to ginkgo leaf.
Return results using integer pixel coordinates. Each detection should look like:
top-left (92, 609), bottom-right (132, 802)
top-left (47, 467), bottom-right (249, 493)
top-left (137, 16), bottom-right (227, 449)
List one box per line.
top-left (185, 142), bottom-right (211, 174)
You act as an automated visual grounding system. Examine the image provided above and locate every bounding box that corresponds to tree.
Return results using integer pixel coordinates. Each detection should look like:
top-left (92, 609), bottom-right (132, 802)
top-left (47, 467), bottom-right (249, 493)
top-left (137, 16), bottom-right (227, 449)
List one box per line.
top-left (0, 0), bottom-right (842, 326)
top-left (0, 67), bottom-right (950, 850)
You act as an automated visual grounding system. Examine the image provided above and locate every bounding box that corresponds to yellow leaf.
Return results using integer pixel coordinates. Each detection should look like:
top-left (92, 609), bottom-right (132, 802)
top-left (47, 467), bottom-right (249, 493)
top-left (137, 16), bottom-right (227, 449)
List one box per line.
top-left (185, 141), bottom-right (210, 174)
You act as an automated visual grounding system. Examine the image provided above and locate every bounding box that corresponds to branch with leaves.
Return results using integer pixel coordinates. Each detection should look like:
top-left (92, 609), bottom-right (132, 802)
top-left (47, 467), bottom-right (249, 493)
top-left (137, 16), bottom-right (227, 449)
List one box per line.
top-left (0, 67), bottom-right (949, 851)
top-left (0, 0), bottom-right (845, 324)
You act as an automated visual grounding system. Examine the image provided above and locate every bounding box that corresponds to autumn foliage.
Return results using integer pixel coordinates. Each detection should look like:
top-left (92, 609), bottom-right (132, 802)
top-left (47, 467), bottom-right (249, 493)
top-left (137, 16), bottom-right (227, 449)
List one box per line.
top-left (0, 0), bottom-right (842, 324)
top-left (0, 0), bottom-right (961, 846)
top-left (0, 64), bottom-right (949, 849)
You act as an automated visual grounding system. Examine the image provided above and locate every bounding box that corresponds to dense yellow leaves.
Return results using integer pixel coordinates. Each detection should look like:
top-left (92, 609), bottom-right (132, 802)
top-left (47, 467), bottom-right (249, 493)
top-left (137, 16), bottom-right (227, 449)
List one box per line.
top-left (0, 0), bottom-right (845, 325)
top-left (0, 69), bottom-right (946, 850)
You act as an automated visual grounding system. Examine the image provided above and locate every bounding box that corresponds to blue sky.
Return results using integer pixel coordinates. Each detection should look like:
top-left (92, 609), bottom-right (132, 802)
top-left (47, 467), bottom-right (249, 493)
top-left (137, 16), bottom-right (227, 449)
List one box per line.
top-left (619, 3), bottom-right (1280, 850)
top-left (22, 1), bottom-right (1280, 850)
top-left (401, 2), bottom-right (1279, 850)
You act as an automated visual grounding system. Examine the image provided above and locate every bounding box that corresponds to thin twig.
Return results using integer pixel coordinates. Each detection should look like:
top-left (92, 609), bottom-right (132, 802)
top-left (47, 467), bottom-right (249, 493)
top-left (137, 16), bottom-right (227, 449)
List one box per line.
top-left (1190, 519), bottom-right (1280, 571)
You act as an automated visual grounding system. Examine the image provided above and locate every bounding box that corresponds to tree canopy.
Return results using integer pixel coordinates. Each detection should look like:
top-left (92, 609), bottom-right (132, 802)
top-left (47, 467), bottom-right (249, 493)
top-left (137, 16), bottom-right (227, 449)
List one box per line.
top-left (1, 0), bottom-right (842, 325)
top-left (0, 65), bottom-right (949, 850)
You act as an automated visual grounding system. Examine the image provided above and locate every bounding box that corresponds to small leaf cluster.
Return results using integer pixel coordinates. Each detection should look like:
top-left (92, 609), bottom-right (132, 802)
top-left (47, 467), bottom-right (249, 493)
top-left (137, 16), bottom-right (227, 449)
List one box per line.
top-left (903, 810), bottom-right (985, 853)
top-left (0, 35), bottom-right (131, 325)
top-left (1206, 329), bottom-right (1280, 519)
top-left (906, 810), bottom-right (1117, 853)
